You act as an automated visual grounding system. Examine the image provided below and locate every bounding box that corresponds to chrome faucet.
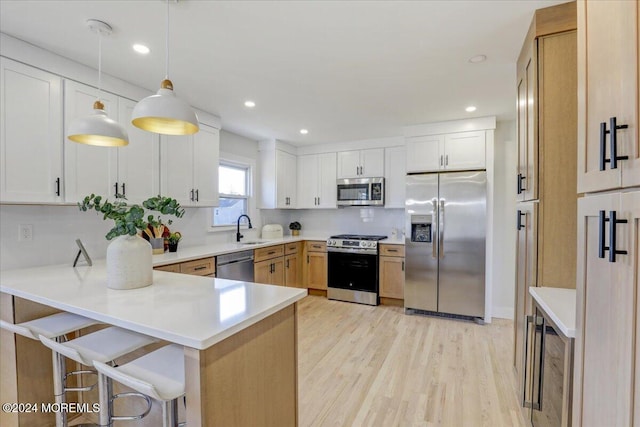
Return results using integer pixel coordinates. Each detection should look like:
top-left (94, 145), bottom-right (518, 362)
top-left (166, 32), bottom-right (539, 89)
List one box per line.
top-left (236, 214), bottom-right (253, 242)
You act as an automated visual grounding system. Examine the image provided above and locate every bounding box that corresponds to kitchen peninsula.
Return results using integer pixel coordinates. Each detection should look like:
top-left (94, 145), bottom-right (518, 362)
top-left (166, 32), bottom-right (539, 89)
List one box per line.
top-left (0, 262), bottom-right (306, 426)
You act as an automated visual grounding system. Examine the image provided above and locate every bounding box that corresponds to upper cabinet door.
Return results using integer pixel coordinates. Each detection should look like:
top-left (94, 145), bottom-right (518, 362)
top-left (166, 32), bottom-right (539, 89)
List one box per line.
top-left (443, 131), bottom-right (485, 171)
top-left (117, 97), bottom-right (159, 204)
top-left (384, 146), bottom-right (406, 208)
top-left (317, 152), bottom-right (337, 208)
top-left (360, 148), bottom-right (384, 177)
top-left (64, 80), bottom-right (119, 202)
top-left (193, 124), bottom-right (219, 207)
top-left (406, 135), bottom-right (442, 173)
top-left (160, 134), bottom-right (194, 206)
top-left (337, 150), bottom-right (361, 178)
top-left (296, 154), bottom-right (319, 209)
top-left (0, 58), bottom-right (63, 203)
top-left (577, 0), bottom-right (638, 192)
top-left (276, 150), bottom-right (296, 208)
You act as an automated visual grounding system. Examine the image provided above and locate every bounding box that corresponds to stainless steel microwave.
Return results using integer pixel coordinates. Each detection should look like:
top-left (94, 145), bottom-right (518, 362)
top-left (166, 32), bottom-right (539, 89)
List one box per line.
top-left (336, 177), bottom-right (385, 206)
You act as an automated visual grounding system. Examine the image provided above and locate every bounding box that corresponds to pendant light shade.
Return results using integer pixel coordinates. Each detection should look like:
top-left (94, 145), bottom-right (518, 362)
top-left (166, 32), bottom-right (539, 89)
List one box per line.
top-left (68, 19), bottom-right (128, 147)
top-left (131, 79), bottom-right (199, 135)
top-left (132, 0), bottom-right (199, 135)
top-left (69, 101), bottom-right (129, 147)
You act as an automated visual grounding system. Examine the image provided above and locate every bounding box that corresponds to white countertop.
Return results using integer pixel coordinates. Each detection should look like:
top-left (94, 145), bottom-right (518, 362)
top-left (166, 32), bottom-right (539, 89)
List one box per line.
top-left (529, 287), bottom-right (576, 338)
top-left (152, 234), bottom-right (405, 266)
top-left (0, 262), bottom-right (307, 350)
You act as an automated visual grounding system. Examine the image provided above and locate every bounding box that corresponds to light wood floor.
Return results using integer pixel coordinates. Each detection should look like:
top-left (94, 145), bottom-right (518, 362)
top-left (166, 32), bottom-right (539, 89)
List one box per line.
top-left (297, 296), bottom-right (526, 427)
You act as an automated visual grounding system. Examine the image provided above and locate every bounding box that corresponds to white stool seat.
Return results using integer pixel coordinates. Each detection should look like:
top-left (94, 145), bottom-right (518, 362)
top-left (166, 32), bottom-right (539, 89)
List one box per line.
top-left (0, 312), bottom-right (98, 340)
top-left (94, 344), bottom-right (185, 402)
top-left (39, 326), bottom-right (158, 366)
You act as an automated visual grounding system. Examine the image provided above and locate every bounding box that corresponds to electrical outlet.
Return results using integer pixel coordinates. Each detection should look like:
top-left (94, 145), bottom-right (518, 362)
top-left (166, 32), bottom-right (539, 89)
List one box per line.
top-left (19, 224), bottom-right (33, 242)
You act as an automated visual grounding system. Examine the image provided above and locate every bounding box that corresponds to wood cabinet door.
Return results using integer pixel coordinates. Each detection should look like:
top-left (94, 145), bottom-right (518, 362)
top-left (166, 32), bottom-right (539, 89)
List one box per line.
top-left (117, 97), bottom-right (160, 204)
top-left (193, 124), bottom-right (219, 207)
top-left (443, 131), bottom-right (485, 171)
top-left (64, 80), bottom-right (119, 202)
top-left (406, 135), bottom-right (442, 173)
top-left (574, 192), bottom-right (633, 427)
top-left (514, 202), bottom-right (537, 416)
top-left (625, 191), bottom-right (640, 427)
top-left (306, 252), bottom-right (327, 290)
top-left (577, 0), bottom-right (637, 192)
top-left (285, 254), bottom-right (300, 288)
top-left (0, 58), bottom-right (63, 203)
top-left (254, 259), bottom-right (272, 285)
top-left (271, 258), bottom-right (285, 287)
top-left (317, 152), bottom-right (337, 208)
top-left (337, 150), bottom-right (361, 179)
top-left (379, 256), bottom-right (404, 299)
top-left (516, 39), bottom-right (538, 202)
top-left (296, 154), bottom-right (318, 209)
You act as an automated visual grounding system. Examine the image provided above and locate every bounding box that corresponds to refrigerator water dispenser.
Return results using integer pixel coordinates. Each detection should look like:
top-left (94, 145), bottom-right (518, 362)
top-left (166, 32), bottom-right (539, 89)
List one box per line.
top-left (410, 215), bottom-right (432, 243)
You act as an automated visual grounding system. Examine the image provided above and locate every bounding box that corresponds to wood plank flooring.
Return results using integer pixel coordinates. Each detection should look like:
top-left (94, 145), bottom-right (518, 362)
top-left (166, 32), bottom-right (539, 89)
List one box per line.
top-left (297, 296), bottom-right (526, 427)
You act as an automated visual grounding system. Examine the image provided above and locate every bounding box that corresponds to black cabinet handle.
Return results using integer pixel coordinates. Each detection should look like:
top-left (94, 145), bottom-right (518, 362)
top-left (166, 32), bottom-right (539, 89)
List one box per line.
top-left (517, 210), bottom-right (526, 230)
top-left (114, 182), bottom-right (119, 197)
top-left (402, 261), bottom-right (405, 271)
top-left (194, 266), bottom-right (207, 271)
top-left (517, 173), bottom-right (526, 194)
top-left (190, 189), bottom-right (194, 201)
top-left (601, 117), bottom-right (629, 170)
top-left (55, 177), bottom-right (60, 196)
top-left (609, 117), bottom-right (629, 170)
top-left (195, 189), bottom-right (199, 202)
top-left (121, 182), bottom-right (126, 198)
top-left (599, 210), bottom-right (628, 262)
top-left (286, 259), bottom-right (290, 269)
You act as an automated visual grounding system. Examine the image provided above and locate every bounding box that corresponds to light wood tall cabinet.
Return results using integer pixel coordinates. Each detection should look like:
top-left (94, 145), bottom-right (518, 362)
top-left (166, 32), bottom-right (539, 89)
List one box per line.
top-left (0, 58), bottom-right (63, 204)
top-left (573, 2), bottom-right (640, 426)
top-left (513, 1), bottom-right (578, 415)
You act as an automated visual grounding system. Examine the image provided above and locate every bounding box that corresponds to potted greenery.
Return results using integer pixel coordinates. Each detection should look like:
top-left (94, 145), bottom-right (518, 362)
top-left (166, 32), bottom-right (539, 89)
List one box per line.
top-left (289, 221), bottom-right (301, 236)
top-left (167, 232), bottom-right (182, 252)
top-left (78, 194), bottom-right (184, 290)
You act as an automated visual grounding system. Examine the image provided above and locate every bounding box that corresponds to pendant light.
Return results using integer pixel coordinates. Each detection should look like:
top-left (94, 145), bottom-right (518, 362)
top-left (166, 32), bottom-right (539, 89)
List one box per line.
top-left (68, 20), bottom-right (129, 147)
top-left (131, 0), bottom-right (199, 135)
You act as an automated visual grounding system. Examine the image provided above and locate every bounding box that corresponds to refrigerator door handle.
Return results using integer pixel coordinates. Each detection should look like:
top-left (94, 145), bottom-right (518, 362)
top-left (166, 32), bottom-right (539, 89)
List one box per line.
top-left (439, 199), bottom-right (445, 258)
top-left (431, 198), bottom-right (438, 258)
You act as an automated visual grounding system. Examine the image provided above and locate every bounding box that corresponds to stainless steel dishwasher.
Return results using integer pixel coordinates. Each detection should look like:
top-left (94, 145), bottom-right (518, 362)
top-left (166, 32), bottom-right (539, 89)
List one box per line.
top-left (216, 250), bottom-right (254, 282)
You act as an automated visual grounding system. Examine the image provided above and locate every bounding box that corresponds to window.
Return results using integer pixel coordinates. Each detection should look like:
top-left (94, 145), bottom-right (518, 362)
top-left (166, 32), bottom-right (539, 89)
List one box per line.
top-left (213, 163), bottom-right (250, 226)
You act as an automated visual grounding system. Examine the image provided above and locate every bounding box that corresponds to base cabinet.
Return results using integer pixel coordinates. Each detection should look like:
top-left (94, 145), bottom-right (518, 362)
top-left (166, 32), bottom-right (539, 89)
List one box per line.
top-left (379, 244), bottom-right (405, 300)
top-left (304, 241), bottom-right (327, 291)
top-left (254, 258), bottom-right (285, 286)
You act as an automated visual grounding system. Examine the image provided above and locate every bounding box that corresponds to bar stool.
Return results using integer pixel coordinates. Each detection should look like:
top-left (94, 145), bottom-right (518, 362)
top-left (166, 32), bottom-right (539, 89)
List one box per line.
top-left (40, 326), bottom-right (158, 427)
top-left (0, 312), bottom-right (99, 427)
top-left (94, 344), bottom-right (185, 427)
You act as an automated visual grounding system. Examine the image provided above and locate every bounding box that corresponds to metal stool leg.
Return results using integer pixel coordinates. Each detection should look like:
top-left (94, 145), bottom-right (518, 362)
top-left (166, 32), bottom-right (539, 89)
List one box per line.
top-left (52, 337), bottom-right (67, 427)
top-left (97, 372), bottom-right (112, 427)
top-left (162, 399), bottom-right (179, 427)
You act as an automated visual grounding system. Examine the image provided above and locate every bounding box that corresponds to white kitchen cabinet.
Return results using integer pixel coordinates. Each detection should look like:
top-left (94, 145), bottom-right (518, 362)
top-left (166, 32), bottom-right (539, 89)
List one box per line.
top-left (297, 152), bottom-right (337, 209)
top-left (161, 123), bottom-right (219, 207)
top-left (577, 0), bottom-right (639, 193)
top-left (64, 81), bottom-right (160, 205)
top-left (384, 146), bottom-right (406, 208)
top-left (260, 148), bottom-right (297, 209)
top-left (406, 131), bottom-right (485, 173)
top-left (337, 148), bottom-right (384, 178)
top-left (0, 58), bottom-right (63, 203)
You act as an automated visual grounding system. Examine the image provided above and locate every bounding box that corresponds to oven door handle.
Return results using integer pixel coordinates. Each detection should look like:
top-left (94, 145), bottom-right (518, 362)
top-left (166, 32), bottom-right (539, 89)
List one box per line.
top-left (327, 247), bottom-right (378, 255)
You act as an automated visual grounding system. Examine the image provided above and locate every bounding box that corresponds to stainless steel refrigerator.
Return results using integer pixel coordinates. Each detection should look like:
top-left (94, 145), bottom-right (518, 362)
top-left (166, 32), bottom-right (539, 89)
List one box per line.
top-left (404, 171), bottom-right (486, 318)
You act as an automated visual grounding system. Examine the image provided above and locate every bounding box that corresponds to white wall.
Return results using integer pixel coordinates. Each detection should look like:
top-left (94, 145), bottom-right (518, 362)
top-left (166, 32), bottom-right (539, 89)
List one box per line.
top-left (491, 120), bottom-right (517, 319)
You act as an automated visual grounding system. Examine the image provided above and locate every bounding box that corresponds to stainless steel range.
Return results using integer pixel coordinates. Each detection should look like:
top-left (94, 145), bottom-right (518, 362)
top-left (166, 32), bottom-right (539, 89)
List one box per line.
top-left (327, 234), bottom-right (387, 306)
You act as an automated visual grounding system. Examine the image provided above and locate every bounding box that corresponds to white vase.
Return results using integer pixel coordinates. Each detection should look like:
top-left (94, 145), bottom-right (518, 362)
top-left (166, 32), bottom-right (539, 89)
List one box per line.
top-left (106, 235), bottom-right (153, 290)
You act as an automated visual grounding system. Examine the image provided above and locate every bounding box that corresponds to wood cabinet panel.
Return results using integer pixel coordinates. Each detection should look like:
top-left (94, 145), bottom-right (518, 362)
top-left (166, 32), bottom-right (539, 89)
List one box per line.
top-left (379, 244), bottom-right (405, 257)
top-left (254, 245), bottom-right (284, 263)
top-left (285, 242), bottom-right (301, 255)
top-left (306, 252), bottom-right (327, 290)
top-left (180, 258), bottom-right (215, 276)
top-left (254, 258), bottom-right (284, 286)
top-left (305, 241), bottom-right (326, 252)
top-left (154, 263), bottom-right (181, 273)
top-left (285, 254), bottom-right (300, 288)
top-left (379, 256), bottom-right (404, 300)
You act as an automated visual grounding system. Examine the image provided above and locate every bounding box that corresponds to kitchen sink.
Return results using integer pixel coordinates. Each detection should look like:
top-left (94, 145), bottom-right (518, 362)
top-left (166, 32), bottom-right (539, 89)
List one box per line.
top-left (240, 240), bottom-right (267, 245)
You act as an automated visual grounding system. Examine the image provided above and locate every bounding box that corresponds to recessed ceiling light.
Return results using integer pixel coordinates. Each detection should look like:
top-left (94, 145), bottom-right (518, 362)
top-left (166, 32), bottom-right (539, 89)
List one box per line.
top-left (133, 44), bottom-right (150, 54)
top-left (244, 100), bottom-right (256, 108)
top-left (466, 106), bottom-right (477, 112)
top-left (300, 129), bottom-right (309, 135)
top-left (468, 54), bottom-right (487, 63)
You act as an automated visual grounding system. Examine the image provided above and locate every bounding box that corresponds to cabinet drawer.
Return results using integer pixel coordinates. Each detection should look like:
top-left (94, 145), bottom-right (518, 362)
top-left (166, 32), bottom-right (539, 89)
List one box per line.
top-left (306, 241), bottom-right (326, 252)
top-left (154, 263), bottom-right (181, 273)
top-left (254, 245), bottom-right (284, 263)
top-left (285, 242), bottom-right (301, 255)
top-left (379, 244), bottom-right (405, 257)
top-left (179, 257), bottom-right (215, 276)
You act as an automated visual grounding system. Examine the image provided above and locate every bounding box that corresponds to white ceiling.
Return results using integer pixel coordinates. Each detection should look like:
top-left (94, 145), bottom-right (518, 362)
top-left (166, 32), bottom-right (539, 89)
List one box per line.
top-left (0, 0), bottom-right (567, 145)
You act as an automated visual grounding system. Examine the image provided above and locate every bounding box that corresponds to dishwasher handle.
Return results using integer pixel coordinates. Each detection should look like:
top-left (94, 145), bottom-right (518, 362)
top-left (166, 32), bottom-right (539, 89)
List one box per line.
top-left (216, 251), bottom-right (254, 267)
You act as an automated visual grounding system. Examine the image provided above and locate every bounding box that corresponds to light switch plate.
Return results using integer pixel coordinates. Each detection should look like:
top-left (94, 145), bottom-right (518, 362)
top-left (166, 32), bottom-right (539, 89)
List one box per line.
top-left (19, 224), bottom-right (33, 242)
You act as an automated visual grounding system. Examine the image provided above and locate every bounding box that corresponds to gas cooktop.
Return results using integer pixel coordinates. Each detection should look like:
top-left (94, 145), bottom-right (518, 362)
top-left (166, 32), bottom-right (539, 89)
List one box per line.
top-left (329, 234), bottom-right (388, 241)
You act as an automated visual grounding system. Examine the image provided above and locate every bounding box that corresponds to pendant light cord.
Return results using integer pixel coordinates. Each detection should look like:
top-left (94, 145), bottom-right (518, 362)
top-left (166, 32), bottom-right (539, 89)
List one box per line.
top-left (97, 31), bottom-right (103, 102)
top-left (165, 0), bottom-right (170, 80)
